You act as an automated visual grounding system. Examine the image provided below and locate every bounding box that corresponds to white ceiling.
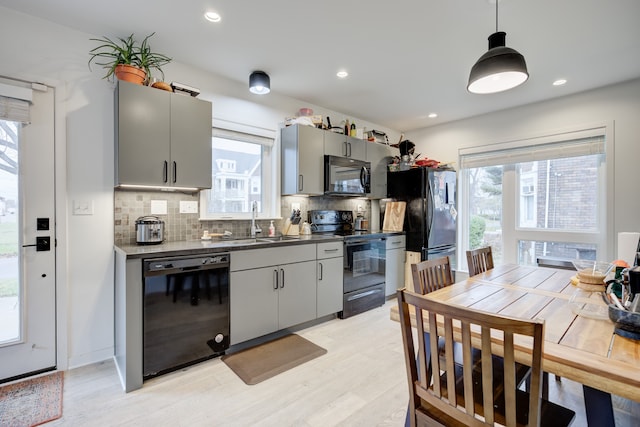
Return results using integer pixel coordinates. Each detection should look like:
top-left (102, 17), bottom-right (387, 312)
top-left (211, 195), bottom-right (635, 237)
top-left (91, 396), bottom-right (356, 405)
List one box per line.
top-left (2, 0), bottom-right (640, 132)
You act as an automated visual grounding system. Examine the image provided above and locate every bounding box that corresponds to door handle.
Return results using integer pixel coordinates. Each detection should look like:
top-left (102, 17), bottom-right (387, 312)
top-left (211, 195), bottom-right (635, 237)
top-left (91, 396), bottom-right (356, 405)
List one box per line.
top-left (172, 161), bottom-right (177, 183)
top-left (273, 269), bottom-right (279, 290)
top-left (163, 161), bottom-right (168, 183)
top-left (298, 175), bottom-right (303, 192)
top-left (319, 262), bottom-right (323, 281)
top-left (22, 236), bottom-right (51, 251)
top-left (280, 268), bottom-right (285, 288)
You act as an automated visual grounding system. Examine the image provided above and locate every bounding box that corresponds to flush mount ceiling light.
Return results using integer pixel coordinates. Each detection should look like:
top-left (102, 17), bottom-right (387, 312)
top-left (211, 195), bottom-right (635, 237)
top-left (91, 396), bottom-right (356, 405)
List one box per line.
top-left (467, 0), bottom-right (528, 94)
top-left (336, 70), bottom-right (349, 78)
top-left (249, 71), bottom-right (270, 94)
top-left (204, 11), bottom-right (221, 22)
top-left (553, 79), bottom-right (567, 86)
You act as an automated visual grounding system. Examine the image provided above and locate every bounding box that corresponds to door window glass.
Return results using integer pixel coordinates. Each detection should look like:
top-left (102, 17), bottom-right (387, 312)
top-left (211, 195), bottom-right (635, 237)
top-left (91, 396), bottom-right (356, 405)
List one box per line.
top-left (0, 119), bottom-right (20, 344)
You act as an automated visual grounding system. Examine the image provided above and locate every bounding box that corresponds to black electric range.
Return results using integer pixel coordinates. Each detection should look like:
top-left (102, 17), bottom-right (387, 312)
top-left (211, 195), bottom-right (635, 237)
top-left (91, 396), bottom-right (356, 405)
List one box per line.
top-left (309, 210), bottom-right (387, 318)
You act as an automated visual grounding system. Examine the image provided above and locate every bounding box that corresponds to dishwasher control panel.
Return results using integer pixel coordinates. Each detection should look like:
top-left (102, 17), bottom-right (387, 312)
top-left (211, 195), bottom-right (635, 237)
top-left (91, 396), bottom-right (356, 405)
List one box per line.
top-left (144, 253), bottom-right (230, 276)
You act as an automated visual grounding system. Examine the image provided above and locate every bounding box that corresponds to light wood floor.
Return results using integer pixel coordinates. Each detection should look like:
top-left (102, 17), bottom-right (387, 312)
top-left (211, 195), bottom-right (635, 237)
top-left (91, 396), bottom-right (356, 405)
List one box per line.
top-left (49, 300), bottom-right (639, 426)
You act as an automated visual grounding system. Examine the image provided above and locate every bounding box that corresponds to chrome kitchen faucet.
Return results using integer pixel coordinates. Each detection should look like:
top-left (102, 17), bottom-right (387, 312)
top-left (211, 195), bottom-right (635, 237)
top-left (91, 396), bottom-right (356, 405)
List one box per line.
top-left (250, 201), bottom-right (262, 237)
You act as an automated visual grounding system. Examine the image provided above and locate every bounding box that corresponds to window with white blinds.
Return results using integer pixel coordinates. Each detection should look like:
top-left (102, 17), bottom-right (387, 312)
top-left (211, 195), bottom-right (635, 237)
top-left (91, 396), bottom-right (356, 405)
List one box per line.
top-left (458, 126), bottom-right (608, 268)
top-left (459, 127), bottom-right (605, 169)
top-left (0, 81), bottom-right (32, 124)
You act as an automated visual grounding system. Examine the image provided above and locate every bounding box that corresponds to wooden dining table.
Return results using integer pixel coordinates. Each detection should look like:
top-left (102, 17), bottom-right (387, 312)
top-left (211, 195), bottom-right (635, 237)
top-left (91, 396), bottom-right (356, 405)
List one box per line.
top-left (390, 263), bottom-right (640, 426)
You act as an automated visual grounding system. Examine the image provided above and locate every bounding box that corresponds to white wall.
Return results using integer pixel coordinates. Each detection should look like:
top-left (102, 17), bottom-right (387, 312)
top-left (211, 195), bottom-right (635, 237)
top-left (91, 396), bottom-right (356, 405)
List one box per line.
top-left (405, 78), bottom-right (640, 261)
top-left (0, 6), bottom-right (401, 368)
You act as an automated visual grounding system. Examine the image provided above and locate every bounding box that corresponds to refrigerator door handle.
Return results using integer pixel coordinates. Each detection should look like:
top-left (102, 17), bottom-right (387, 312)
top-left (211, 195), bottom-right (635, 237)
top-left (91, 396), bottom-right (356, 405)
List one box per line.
top-left (445, 182), bottom-right (449, 205)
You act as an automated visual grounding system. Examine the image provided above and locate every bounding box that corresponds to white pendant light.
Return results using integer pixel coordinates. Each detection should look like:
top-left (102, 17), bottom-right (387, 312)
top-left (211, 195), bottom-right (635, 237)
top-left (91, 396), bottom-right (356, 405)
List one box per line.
top-left (468, 1), bottom-right (528, 94)
top-left (249, 71), bottom-right (270, 95)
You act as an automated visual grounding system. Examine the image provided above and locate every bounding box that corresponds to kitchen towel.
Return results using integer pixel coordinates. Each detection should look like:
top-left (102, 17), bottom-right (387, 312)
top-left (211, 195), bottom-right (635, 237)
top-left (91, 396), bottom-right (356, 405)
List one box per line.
top-left (618, 232), bottom-right (640, 266)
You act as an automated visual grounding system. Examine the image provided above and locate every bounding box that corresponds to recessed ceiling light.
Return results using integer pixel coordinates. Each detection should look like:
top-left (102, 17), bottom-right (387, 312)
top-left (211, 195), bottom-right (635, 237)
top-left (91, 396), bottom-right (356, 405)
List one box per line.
top-left (428, 113), bottom-right (438, 118)
top-left (204, 11), bottom-right (221, 22)
top-left (336, 70), bottom-right (348, 78)
top-left (553, 79), bottom-right (567, 86)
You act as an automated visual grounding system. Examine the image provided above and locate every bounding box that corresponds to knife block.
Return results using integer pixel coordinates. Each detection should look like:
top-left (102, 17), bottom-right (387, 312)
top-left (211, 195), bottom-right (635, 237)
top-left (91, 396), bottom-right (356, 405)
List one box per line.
top-left (282, 219), bottom-right (300, 236)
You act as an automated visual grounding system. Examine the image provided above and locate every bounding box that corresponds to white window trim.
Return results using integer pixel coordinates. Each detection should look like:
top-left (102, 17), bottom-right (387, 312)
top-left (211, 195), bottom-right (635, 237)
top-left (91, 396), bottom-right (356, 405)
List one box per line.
top-left (458, 122), bottom-right (614, 268)
top-left (199, 119), bottom-right (281, 220)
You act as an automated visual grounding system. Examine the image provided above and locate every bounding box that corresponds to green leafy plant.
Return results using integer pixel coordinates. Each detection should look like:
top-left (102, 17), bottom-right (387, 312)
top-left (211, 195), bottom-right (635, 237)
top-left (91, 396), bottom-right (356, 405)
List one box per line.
top-left (88, 33), bottom-right (171, 81)
top-left (469, 215), bottom-right (486, 250)
top-left (137, 33), bottom-right (171, 81)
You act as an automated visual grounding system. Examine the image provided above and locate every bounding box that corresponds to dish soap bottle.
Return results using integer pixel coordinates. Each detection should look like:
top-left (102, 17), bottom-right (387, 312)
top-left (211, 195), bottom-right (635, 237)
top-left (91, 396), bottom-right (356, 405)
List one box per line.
top-left (268, 220), bottom-right (275, 237)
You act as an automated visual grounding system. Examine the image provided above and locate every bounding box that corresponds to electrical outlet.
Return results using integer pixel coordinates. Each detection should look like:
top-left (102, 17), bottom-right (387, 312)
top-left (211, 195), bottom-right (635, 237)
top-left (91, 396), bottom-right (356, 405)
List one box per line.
top-left (291, 202), bottom-right (300, 211)
top-left (150, 200), bottom-right (167, 215)
top-left (180, 200), bottom-right (198, 213)
top-left (357, 205), bottom-right (363, 212)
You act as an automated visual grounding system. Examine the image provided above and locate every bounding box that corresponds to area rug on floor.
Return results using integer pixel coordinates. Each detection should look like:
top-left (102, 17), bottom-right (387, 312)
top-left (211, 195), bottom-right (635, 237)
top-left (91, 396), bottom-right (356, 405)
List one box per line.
top-left (222, 334), bottom-right (327, 385)
top-left (0, 371), bottom-right (63, 427)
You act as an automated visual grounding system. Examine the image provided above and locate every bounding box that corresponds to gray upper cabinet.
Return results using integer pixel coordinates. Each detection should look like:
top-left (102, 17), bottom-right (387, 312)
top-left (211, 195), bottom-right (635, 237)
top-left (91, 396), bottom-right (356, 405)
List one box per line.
top-left (115, 80), bottom-right (212, 189)
top-left (366, 142), bottom-right (393, 199)
top-left (324, 132), bottom-right (366, 161)
top-left (281, 124), bottom-right (324, 195)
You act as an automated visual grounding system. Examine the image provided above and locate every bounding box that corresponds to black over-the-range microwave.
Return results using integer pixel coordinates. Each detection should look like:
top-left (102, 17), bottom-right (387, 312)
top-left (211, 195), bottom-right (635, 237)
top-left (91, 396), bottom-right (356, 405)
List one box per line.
top-left (324, 155), bottom-right (371, 196)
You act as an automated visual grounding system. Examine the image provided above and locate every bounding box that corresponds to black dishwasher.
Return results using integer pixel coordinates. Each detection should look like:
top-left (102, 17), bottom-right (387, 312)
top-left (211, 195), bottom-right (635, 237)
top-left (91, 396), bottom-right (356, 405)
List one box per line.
top-left (142, 253), bottom-right (230, 379)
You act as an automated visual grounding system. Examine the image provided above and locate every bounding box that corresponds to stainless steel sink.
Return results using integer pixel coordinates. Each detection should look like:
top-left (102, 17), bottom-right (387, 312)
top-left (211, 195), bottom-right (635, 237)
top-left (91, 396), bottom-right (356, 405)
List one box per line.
top-left (257, 236), bottom-right (300, 243)
top-left (221, 238), bottom-right (260, 245)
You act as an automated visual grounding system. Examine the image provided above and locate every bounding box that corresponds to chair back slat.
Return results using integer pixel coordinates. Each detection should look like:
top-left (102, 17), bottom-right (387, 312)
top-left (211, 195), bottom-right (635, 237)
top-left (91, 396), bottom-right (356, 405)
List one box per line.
top-left (412, 256), bottom-right (454, 294)
top-left (466, 246), bottom-right (495, 276)
top-left (398, 288), bottom-right (546, 427)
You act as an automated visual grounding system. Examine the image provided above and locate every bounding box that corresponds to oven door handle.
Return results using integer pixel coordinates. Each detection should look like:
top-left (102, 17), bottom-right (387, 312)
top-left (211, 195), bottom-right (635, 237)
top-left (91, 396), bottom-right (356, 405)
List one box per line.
top-left (345, 238), bottom-right (385, 246)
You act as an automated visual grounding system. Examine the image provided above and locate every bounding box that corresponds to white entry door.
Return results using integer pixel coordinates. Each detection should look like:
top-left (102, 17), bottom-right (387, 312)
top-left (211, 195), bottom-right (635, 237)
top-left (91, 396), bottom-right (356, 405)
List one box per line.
top-left (0, 83), bottom-right (56, 381)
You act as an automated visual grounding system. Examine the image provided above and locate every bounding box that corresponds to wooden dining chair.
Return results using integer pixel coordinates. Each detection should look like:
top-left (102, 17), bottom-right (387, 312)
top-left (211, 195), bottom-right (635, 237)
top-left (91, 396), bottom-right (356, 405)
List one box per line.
top-left (411, 256), bottom-right (454, 294)
top-left (397, 288), bottom-right (576, 427)
top-left (466, 246), bottom-right (494, 276)
top-left (408, 257), bottom-right (531, 415)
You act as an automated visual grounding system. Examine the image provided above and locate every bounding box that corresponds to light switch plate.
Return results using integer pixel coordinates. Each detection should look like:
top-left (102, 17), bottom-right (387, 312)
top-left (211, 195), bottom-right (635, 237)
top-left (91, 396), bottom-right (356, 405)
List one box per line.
top-left (180, 200), bottom-right (198, 213)
top-left (150, 200), bottom-right (168, 215)
top-left (72, 199), bottom-right (93, 215)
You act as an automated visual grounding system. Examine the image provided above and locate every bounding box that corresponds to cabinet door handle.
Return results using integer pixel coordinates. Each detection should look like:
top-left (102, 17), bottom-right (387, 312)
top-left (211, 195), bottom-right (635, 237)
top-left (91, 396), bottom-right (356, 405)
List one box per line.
top-left (298, 175), bottom-right (303, 192)
top-left (163, 161), bottom-right (168, 183)
top-left (318, 262), bottom-right (323, 281)
top-left (280, 268), bottom-right (285, 288)
top-left (323, 248), bottom-right (339, 253)
top-left (391, 241), bottom-right (402, 245)
top-left (172, 161), bottom-right (177, 183)
top-left (273, 269), bottom-right (279, 290)
top-left (347, 142), bottom-right (352, 157)
top-left (343, 141), bottom-right (348, 157)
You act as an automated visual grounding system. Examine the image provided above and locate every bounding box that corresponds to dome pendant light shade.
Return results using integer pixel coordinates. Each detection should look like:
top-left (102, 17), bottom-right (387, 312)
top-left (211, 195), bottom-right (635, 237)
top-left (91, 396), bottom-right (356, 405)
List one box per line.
top-left (249, 71), bottom-right (270, 94)
top-left (467, 31), bottom-right (528, 94)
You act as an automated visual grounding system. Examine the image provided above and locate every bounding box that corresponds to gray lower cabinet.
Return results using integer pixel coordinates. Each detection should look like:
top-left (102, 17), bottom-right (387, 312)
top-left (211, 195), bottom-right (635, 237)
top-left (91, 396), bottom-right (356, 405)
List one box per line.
top-left (115, 80), bottom-right (212, 189)
top-left (316, 242), bottom-right (344, 317)
top-left (385, 235), bottom-right (406, 296)
top-left (230, 244), bottom-right (317, 345)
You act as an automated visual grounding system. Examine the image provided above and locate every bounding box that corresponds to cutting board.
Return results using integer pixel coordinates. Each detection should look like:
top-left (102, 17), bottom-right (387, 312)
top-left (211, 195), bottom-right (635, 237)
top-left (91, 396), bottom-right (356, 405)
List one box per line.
top-left (383, 201), bottom-right (406, 232)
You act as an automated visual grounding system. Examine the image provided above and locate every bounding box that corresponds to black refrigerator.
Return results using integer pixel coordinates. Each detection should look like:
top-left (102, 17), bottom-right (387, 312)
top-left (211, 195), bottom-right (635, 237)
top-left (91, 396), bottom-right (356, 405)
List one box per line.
top-left (385, 168), bottom-right (457, 270)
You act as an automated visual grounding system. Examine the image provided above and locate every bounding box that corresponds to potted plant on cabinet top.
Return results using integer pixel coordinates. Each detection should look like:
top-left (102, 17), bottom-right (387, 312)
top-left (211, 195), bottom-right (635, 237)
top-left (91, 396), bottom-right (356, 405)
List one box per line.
top-left (88, 33), bottom-right (171, 85)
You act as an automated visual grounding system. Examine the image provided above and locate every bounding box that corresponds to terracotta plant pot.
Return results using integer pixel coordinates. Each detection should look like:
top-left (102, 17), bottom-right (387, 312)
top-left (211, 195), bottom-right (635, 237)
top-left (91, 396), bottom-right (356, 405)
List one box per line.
top-left (114, 64), bottom-right (147, 85)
